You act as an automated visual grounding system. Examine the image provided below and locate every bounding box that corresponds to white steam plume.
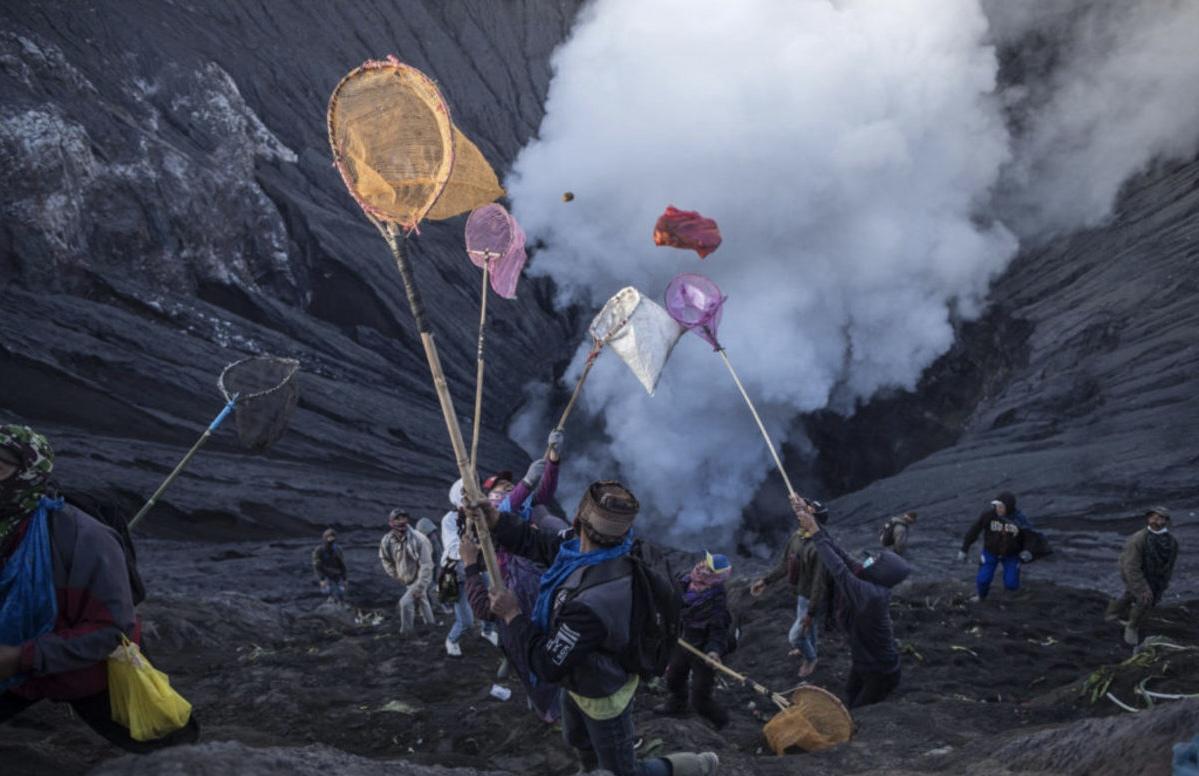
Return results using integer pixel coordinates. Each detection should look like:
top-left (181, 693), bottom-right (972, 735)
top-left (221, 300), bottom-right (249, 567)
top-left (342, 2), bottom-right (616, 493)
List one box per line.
top-left (506, 0), bottom-right (1199, 548)
top-left (987, 0), bottom-right (1199, 237)
top-left (507, 0), bottom-right (1016, 546)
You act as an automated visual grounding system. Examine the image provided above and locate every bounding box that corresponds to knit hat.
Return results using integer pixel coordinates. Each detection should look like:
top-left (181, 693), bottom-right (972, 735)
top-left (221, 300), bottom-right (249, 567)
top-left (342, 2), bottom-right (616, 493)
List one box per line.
top-left (704, 550), bottom-right (732, 575)
top-left (859, 550), bottom-right (911, 588)
top-left (1145, 506), bottom-right (1171, 521)
top-left (576, 480), bottom-right (639, 538)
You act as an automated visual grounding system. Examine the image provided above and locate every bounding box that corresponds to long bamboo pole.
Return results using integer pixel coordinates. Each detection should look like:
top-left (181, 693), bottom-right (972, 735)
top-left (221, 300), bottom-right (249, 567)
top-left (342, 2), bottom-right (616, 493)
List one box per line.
top-left (716, 348), bottom-right (796, 498)
top-left (542, 342), bottom-right (602, 459)
top-left (382, 223), bottom-right (504, 590)
top-left (469, 257), bottom-right (491, 476)
top-left (677, 638), bottom-right (791, 710)
top-left (128, 397), bottom-right (237, 530)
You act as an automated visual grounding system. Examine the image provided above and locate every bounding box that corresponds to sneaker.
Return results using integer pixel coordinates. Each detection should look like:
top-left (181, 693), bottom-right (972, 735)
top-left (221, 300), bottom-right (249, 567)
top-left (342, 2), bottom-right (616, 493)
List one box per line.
top-left (1124, 625), bottom-right (1139, 646)
top-left (445, 637), bottom-right (462, 657)
top-left (970, 594), bottom-right (983, 604)
top-left (481, 629), bottom-right (500, 648)
top-left (798, 659), bottom-right (817, 678)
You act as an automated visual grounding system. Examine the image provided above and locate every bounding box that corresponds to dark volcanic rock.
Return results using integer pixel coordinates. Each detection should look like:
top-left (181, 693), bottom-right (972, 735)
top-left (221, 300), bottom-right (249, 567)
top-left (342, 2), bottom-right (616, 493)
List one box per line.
top-left (0, 1), bottom-right (582, 537)
top-left (761, 157), bottom-right (1199, 598)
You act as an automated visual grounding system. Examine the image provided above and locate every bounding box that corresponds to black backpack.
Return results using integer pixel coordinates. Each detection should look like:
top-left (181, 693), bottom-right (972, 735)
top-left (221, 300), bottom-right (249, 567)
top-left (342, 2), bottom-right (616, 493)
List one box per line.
top-left (621, 541), bottom-right (682, 680)
top-left (565, 540), bottom-right (682, 681)
top-left (64, 493), bottom-right (146, 606)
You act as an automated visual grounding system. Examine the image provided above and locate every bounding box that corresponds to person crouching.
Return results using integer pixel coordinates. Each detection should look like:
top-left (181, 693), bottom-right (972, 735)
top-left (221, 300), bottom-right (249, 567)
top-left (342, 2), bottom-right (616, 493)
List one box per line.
top-left (655, 551), bottom-right (733, 729)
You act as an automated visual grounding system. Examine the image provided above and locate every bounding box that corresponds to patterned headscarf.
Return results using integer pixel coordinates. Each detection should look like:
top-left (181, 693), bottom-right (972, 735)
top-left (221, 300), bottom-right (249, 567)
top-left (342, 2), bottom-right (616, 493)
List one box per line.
top-left (0, 425), bottom-right (55, 541)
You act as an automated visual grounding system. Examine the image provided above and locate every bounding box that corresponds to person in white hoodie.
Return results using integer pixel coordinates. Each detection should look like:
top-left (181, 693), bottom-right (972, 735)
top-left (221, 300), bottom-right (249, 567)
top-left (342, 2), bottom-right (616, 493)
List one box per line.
top-left (440, 479), bottom-right (498, 657)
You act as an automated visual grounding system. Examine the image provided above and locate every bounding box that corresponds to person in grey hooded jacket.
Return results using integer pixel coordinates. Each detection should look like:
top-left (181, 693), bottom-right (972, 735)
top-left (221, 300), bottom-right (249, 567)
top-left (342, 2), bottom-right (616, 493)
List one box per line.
top-left (791, 495), bottom-right (910, 709)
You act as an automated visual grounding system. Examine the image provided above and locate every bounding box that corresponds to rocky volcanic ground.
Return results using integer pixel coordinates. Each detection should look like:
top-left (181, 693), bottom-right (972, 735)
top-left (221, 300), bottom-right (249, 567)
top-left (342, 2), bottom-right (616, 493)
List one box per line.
top-left (3, 531), bottom-right (1197, 776)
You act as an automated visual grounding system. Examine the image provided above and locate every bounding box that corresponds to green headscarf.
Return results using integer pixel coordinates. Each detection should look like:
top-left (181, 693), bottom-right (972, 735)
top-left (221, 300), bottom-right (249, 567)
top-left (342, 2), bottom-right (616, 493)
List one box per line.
top-left (0, 424), bottom-right (55, 543)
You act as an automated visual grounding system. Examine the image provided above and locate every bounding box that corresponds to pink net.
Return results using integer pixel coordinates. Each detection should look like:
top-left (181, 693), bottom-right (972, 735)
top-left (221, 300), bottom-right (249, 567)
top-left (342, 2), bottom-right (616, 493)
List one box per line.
top-left (653, 205), bottom-right (722, 258)
top-left (464, 203), bottom-right (527, 300)
top-left (665, 273), bottom-right (725, 350)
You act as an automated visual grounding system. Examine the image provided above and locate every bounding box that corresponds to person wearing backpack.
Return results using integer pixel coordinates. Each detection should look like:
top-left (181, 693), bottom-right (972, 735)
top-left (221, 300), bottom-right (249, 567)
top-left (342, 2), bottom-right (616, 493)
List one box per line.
top-left (879, 512), bottom-right (917, 556)
top-left (654, 551), bottom-right (732, 729)
top-left (483, 481), bottom-right (719, 776)
top-left (0, 424), bottom-right (198, 751)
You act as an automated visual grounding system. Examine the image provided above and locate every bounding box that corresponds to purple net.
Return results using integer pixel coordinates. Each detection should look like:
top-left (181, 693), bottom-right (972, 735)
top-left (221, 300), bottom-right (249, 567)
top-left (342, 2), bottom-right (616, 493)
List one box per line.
top-left (464, 203), bottom-right (527, 300)
top-left (665, 273), bottom-right (725, 350)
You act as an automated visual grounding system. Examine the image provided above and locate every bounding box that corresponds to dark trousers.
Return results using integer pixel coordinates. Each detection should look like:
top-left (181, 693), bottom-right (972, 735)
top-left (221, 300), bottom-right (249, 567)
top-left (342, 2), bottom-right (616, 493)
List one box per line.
top-left (846, 666), bottom-right (900, 709)
top-left (665, 645), bottom-right (727, 725)
top-left (0, 690), bottom-right (199, 753)
top-left (560, 689), bottom-right (669, 776)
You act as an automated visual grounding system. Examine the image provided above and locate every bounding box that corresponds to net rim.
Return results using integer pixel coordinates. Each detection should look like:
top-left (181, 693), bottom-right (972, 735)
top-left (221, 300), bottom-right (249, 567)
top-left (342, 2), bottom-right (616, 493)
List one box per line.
top-left (465, 203), bottom-right (515, 267)
top-left (326, 56), bottom-right (457, 234)
top-left (218, 356), bottom-right (301, 402)
top-left (588, 286), bottom-right (641, 343)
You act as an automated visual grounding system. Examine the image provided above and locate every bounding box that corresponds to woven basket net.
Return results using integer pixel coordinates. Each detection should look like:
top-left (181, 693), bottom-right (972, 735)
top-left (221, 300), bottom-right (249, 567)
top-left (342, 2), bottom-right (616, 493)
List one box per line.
top-left (763, 685), bottom-right (854, 755)
top-left (327, 57), bottom-right (503, 231)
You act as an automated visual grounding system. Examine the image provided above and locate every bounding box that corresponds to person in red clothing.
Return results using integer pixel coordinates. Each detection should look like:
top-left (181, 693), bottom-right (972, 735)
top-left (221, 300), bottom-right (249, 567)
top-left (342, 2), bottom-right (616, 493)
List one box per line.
top-left (0, 424), bottom-right (198, 751)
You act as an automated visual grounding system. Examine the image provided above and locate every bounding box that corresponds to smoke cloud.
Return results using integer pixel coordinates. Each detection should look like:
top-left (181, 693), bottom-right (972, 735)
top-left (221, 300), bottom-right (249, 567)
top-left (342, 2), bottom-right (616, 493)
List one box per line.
top-left (505, 0), bottom-right (1198, 547)
top-left (986, 0), bottom-right (1199, 237)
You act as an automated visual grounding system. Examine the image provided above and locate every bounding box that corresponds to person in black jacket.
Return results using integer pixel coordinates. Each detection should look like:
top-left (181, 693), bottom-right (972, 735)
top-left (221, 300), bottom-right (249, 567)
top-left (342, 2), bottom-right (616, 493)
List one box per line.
top-left (483, 481), bottom-right (718, 776)
top-left (655, 551), bottom-right (732, 728)
top-left (957, 492), bottom-right (1033, 601)
top-left (792, 495), bottom-right (910, 709)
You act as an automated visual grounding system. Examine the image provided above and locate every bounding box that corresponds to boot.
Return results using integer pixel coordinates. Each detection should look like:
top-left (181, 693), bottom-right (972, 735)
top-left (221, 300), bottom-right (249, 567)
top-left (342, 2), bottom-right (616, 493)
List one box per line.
top-left (694, 697), bottom-right (729, 730)
top-left (1124, 624), bottom-right (1139, 646)
top-left (662, 752), bottom-right (719, 776)
top-left (653, 695), bottom-right (689, 716)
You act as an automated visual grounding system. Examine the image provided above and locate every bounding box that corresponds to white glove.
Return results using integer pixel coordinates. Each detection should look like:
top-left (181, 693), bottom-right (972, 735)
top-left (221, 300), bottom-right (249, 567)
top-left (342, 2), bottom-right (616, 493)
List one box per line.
top-left (522, 457), bottom-right (547, 487)
top-left (547, 428), bottom-right (565, 453)
top-left (956, 549), bottom-right (967, 563)
top-left (1019, 550), bottom-right (1033, 563)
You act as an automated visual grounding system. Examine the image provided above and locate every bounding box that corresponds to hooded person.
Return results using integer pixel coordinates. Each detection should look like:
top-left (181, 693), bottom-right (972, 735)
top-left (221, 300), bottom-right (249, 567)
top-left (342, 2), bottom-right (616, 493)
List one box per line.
top-left (482, 481), bottom-right (720, 776)
top-left (790, 495), bottom-right (910, 709)
top-left (1105, 507), bottom-right (1179, 646)
top-left (655, 552), bottom-right (733, 728)
top-left (0, 424), bottom-right (198, 751)
top-left (750, 500), bottom-right (831, 678)
top-left (312, 528), bottom-right (348, 603)
top-left (957, 492), bottom-right (1033, 601)
top-left (440, 480), bottom-right (498, 656)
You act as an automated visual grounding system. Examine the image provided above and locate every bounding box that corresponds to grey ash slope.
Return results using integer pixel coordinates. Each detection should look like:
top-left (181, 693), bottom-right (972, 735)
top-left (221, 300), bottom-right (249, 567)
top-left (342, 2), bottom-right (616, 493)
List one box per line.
top-left (0, 1), bottom-right (583, 537)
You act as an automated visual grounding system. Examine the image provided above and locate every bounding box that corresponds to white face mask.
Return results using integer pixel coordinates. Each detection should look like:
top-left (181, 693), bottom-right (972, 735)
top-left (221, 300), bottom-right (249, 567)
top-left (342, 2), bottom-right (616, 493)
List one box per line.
top-left (1148, 526), bottom-right (1169, 535)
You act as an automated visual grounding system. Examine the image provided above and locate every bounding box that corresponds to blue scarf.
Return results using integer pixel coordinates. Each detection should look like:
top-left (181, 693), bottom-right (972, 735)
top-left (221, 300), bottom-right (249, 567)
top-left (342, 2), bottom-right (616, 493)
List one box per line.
top-left (531, 532), bottom-right (634, 632)
top-left (0, 496), bottom-right (62, 691)
top-left (499, 492), bottom-right (535, 522)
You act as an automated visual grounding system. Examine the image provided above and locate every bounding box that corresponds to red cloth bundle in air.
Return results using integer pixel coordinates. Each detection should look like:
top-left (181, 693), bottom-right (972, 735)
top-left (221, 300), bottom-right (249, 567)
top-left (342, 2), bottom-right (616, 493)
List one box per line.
top-left (653, 205), bottom-right (722, 258)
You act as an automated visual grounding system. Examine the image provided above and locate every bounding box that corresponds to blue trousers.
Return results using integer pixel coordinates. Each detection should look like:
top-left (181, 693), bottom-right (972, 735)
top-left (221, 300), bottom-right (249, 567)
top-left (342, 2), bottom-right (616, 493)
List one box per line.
top-left (787, 595), bottom-right (819, 661)
top-left (560, 690), bottom-right (669, 776)
top-left (977, 550), bottom-right (1021, 599)
top-left (446, 562), bottom-right (474, 643)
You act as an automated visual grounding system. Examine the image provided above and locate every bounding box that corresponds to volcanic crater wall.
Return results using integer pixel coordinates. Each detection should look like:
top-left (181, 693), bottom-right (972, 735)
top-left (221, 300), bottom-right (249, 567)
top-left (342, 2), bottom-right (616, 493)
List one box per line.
top-left (0, 1), bottom-right (582, 537)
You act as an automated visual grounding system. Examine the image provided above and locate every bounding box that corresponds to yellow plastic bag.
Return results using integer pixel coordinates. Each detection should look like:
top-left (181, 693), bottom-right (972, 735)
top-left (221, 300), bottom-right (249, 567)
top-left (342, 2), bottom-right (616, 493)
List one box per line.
top-left (107, 636), bottom-right (192, 741)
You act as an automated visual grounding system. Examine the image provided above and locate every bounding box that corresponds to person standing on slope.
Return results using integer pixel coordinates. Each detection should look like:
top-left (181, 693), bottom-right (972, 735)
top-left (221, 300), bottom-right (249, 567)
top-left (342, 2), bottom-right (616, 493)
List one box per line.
top-left (958, 492), bottom-right (1033, 601)
top-left (1105, 506), bottom-right (1179, 646)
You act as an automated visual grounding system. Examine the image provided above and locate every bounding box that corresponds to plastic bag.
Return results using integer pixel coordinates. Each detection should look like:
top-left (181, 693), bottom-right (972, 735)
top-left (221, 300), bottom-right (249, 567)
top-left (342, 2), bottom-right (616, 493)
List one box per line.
top-left (108, 636), bottom-right (192, 741)
top-left (653, 205), bottom-right (722, 258)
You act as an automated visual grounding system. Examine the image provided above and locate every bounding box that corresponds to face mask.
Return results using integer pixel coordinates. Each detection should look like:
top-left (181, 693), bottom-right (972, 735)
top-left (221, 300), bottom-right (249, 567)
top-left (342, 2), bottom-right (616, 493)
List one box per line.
top-left (1148, 526), bottom-right (1169, 535)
